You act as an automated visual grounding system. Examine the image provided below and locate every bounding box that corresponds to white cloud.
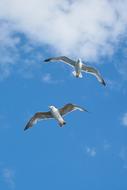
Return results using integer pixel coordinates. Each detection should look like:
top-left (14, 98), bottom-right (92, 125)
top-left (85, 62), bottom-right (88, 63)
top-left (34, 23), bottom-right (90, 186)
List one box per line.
top-left (103, 140), bottom-right (111, 151)
top-left (121, 112), bottom-right (127, 127)
top-left (85, 146), bottom-right (96, 157)
top-left (0, 21), bottom-right (44, 80)
top-left (2, 168), bottom-right (15, 189)
top-left (0, 21), bottom-right (20, 80)
top-left (105, 78), bottom-right (126, 92)
top-left (0, 0), bottom-right (127, 63)
top-left (0, 114), bottom-right (10, 129)
top-left (114, 45), bottom-right (127, 80)
top-left (42, 73), bottom-right (53, 83)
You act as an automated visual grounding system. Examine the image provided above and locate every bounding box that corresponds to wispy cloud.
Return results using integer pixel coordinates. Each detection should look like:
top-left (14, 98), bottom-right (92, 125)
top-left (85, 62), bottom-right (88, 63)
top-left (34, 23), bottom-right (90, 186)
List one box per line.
top-left (0, 21), bottom-right (44, 80)
top-left (103, 140), bottom-right (111, 151)
top-left (42, 73), bottom-right (64, 84)
top-left (106, 79), bottom-right (121, 90)
top-left (0, 114), bottom-right (10, 129)
top-left (121, 112), bottom-right (127, 127)
top-left (114, 43), bottom-right (127, 80)
top-left (2, 168), bottom-right (15, 189)
top-left (85, 146), bottom-right (97, 157)
top-left (119, 146), bottom-right (127, 169)
top-left (0, 21), bottom-right (20, 80)
top-left (42, 73), bottom-right (54, 84)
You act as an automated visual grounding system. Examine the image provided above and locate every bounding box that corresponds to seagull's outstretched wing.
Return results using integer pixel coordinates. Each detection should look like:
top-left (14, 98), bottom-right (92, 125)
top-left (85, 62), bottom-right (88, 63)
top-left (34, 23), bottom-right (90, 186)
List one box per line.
top-left (44, 56), bottom-right (75, 67)
top-left (24, 112), bottom-right (53, 131)
top-left (81, 65), bottom-right (106, 86)
top-left (59, 103), bottom-right (88, 116)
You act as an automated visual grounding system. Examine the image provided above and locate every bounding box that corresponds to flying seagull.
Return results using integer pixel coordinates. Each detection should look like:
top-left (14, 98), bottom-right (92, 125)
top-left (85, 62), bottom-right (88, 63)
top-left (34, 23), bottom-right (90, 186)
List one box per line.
top-left (44, 56), bottom-right (106, 86)
top-left (24, 103), bottom-right (87, 131)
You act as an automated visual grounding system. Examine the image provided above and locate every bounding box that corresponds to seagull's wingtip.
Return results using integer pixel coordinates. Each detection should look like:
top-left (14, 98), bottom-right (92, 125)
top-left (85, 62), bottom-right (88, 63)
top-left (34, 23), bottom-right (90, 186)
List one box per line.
top-left (44, 58), bottom-right (51, 62)
top-left (24, 125), bottom-right (29, 131)
top-left (77, 106), bottom-right (88, 112)
top-left (82, 107), bottom-right (89, 113)
top-left (102, 80), bottom-right (106, 86)
top-left (24, 127), bottom-right (27, 131)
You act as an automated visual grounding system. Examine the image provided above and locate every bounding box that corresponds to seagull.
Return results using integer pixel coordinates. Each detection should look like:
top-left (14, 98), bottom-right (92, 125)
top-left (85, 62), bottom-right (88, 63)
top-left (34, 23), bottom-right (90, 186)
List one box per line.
top-left (44, 56), bottom-right (106, 86)
top-left (24, 103), bottom-right (87, 131)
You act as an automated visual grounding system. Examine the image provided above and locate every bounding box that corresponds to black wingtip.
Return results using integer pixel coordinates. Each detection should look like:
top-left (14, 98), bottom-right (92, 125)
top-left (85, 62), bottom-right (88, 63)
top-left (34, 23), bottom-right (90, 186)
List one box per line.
top-left (102, 80), bottom-right (106, 86)
top-left (63, 121), bottom-right (66, 125)
top-left (82, 107), bottom-right (90, 113)
top-left (44, 58), bottom-right (51, 62)
top-left (84, 108), bottom-right (89, 112)
top-left (24, 127), bottom-right (28, 131)
top-left (74, 104), bottom-right (89, 113)
top-left (24, 124), bottom-right (29, 131)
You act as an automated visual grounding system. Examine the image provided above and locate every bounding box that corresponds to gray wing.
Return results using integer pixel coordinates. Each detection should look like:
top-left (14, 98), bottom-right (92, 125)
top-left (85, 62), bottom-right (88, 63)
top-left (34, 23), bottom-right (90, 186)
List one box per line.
top-left (82, 65), bottom-right (106, 86)
top-left (59, 103), bottom-right (88, 116)
top-left (24, 111), bottom-right (53, 131)
top-left (44, 56), bottom-right (75, 67)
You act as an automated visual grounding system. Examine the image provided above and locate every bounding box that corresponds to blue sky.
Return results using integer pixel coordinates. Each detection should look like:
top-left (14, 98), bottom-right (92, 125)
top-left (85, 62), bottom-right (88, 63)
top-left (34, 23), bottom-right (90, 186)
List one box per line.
top-left (0, 0), bottom-right (127, 189)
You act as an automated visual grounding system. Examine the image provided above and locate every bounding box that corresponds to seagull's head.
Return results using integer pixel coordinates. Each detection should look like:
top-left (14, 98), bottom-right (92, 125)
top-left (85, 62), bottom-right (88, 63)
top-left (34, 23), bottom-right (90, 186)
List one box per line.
top-left (49, 105), bottom-right (55, 111)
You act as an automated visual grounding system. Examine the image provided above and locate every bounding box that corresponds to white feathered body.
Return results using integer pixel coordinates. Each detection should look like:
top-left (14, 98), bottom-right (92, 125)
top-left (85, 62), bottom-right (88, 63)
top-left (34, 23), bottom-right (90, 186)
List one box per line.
top-left (49, 106), bottom-right (65, 126)
top-left (73, 59), bottom-right (83, 78)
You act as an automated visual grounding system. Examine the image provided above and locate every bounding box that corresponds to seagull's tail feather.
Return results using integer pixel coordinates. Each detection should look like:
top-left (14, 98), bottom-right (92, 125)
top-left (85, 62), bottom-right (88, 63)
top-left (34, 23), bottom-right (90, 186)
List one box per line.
top-left (72, 71), bottom-right (82, 78)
